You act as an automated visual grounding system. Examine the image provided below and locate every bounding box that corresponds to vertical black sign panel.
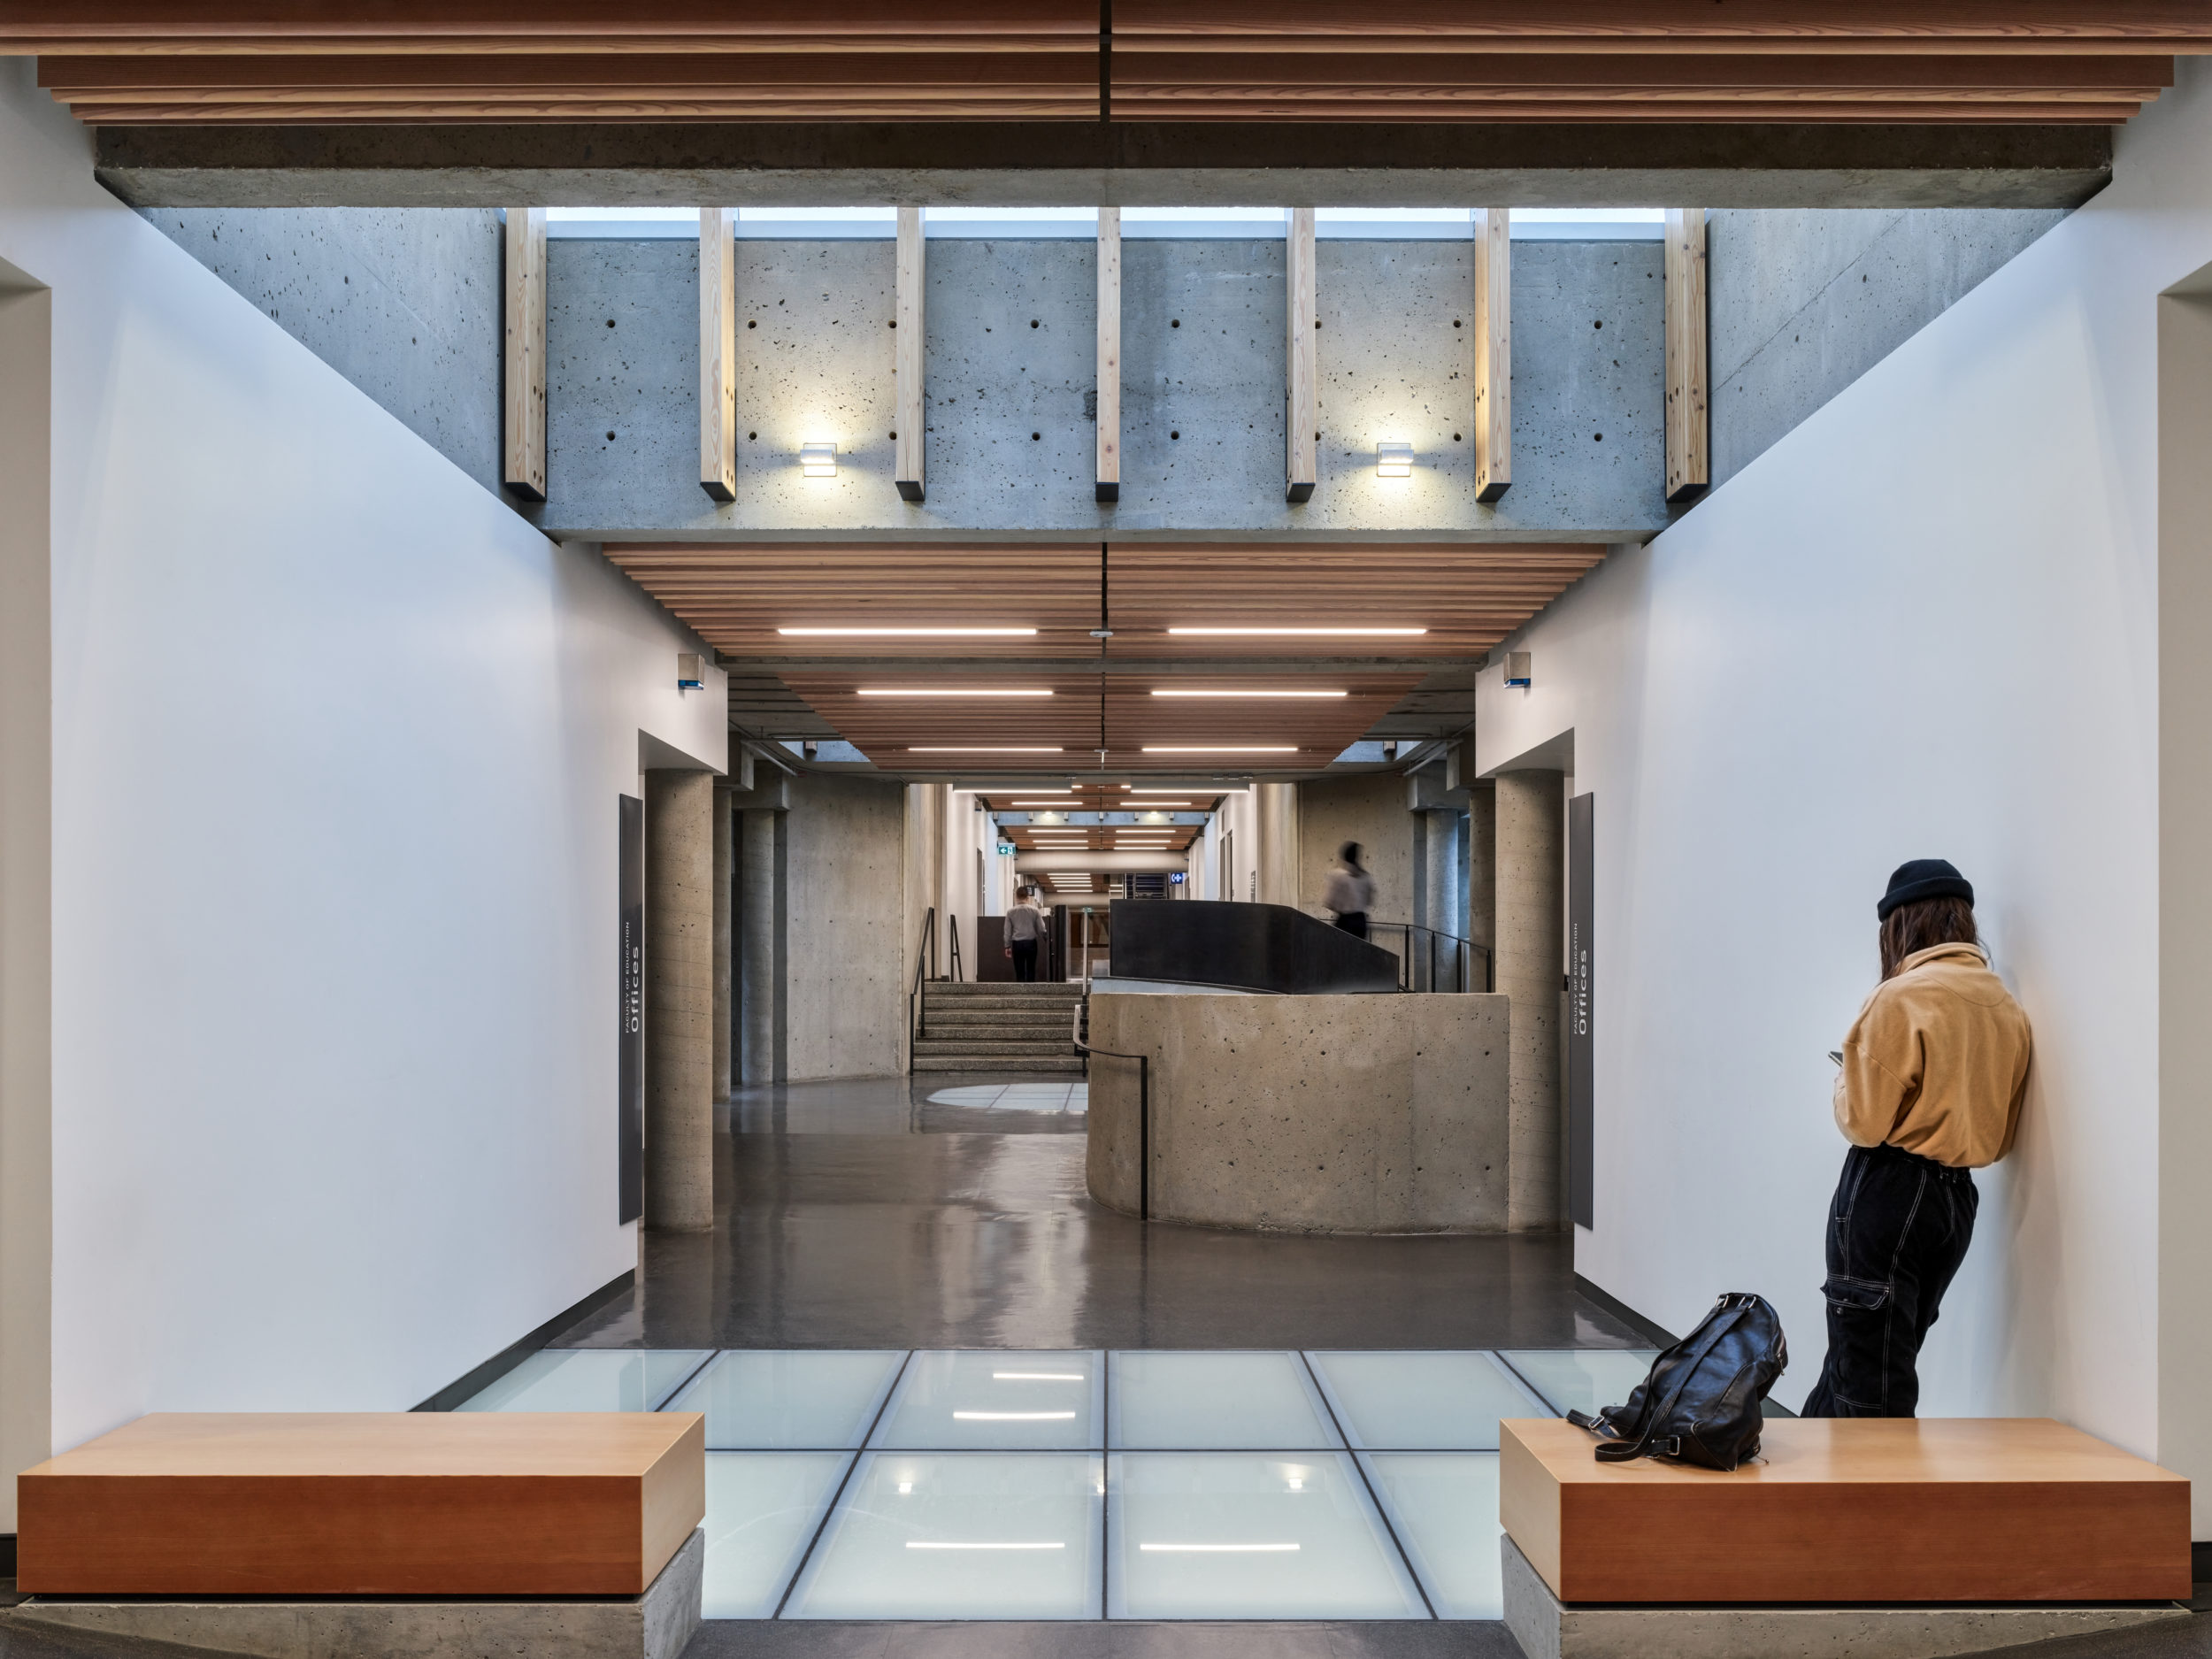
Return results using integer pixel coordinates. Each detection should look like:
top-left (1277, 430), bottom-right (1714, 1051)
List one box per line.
top-left (618, 794), bottom-right (644, 1224)
top-left (1567, 792), bottom-right (1595, 1230)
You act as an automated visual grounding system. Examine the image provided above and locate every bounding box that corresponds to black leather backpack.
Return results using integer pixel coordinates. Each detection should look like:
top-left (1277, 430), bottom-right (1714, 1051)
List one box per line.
top-left (1566, 1292), bottom-right (1787, 1471)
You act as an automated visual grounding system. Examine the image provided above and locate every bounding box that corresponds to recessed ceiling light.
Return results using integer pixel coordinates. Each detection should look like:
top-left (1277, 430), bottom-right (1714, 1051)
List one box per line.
top-left (1149, 688), bottom-right (1348, 699)
top-left (860, 687), bottom-right (1053, 697)
top-left (910, 746), bottom-right (1064, 753)
top-left (1142, 746), bottom-right (1298, 754)
top-left (1011, 800), bottom-right (1083, 806)
top-left (777, 626), bottom-right (1038, 637)
top-left (1166, 627), bottom-right (1427, 637)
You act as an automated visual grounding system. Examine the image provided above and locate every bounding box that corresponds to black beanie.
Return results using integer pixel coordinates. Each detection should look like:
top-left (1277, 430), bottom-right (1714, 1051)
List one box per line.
top-left (1878, 858), bottom-right (1974, 921)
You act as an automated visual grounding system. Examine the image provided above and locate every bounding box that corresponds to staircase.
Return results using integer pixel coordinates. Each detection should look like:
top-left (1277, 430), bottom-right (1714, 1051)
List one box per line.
top-left (912, 980), bottom-right (1087, 1073)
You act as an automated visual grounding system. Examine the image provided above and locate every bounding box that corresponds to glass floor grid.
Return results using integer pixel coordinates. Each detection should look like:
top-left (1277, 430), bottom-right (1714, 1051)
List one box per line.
top-left (468, 1345), bottom-right (1652, 1620)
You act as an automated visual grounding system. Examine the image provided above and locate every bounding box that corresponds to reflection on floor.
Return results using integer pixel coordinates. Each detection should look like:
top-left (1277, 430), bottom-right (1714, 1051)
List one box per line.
top-left (461, 1345), bottom-right (1658, 1621)
top-left (565, 1074), bottom-right (1662, 1351)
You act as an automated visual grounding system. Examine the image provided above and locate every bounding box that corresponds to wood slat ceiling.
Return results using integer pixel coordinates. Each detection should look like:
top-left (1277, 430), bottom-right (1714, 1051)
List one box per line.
top-left (979, 786), bottom-right (1227, 810)
top-left (11, 3), bottom-right (2203, 127)
top-left (775, 668), bottom-right (1425, 774)
top-left (603, 541), bottom-right (1607, 664)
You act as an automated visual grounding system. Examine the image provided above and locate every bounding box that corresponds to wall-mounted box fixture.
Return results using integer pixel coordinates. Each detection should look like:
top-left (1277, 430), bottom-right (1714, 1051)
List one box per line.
top-left (1504, 651), bottom-right (1532, 688)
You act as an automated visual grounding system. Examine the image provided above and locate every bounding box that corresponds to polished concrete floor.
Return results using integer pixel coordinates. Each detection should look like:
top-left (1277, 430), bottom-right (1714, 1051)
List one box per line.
top-left (559, 1075), bottom-right (1651, 1354)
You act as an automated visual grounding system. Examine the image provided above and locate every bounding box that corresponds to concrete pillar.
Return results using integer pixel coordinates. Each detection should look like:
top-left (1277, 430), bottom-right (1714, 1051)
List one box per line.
top-left (1467, 780), bottom-right (1497, 971)
top-left (739, 807), bottom-right (778, 1087)
top-left (1256, 781), bottom-right (1299, 908)
top-left (1420, 809), bottom-right (1463, 989)
top-left (644, 769), bottom-right (714, 1232)
top-left (1496, 770), bottom-right (1563, 1232)
top-left (905, 782), bottom-right (948, 979)
top-left (711, 777), bottom-right (732, 1102)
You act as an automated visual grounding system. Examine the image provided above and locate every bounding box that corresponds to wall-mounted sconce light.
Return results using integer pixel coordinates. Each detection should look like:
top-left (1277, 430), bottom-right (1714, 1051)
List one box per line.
top-left (677, 652), bottom-right (705, 689)
top-left (801, 442), bottom-right (837, 478)
top-left (1504, 650), bottom-right (1532, 688)
top-left (802, 740), bottom-right (819, 760)
top-left (1376, 441), bottom-right (1414, 479)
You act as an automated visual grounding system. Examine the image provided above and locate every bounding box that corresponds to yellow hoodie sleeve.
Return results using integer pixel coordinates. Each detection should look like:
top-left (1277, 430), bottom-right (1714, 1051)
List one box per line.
top-left (1833, 990), bottom-right (1918, 1147)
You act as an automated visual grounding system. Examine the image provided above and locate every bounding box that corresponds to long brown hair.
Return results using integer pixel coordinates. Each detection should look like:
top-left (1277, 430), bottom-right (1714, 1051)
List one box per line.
top-left (1879, 895), bottom-right (1978, 980)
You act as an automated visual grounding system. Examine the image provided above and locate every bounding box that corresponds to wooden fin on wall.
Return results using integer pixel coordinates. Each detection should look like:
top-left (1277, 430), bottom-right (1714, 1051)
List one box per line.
top-left (1474, 206), bottom-right (1511, 503)
top-left (1096, 205), bottom-right (1121, 504)
top-left (699, 206), bottom-right (736, 503)
top-left (1286, 205), bottom-right (1317, 503)
top-left (895, 204), bottom-right (926, 503)
top-left (1666, 207), bottom-right (1710, 503)
top-left (501, 205), bottom-right (546, 501)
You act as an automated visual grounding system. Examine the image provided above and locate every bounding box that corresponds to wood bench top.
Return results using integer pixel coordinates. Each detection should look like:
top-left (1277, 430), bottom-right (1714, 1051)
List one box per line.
top-left (1505, 1415), bottom-right (2190, 1486)
top-left (21, 1411), bottom-right (700, 1478)
top-left (1501, 1417), bottom-right (2191, 1604)
top-left (19, 1412), bottom-right (707, 1597)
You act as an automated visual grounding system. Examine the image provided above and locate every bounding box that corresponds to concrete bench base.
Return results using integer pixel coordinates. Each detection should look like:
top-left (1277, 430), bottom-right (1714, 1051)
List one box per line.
top-left (1502, 1535), bottom-right (2187, 1659)
top-left (12, 1525), bottom-right (703, 1659)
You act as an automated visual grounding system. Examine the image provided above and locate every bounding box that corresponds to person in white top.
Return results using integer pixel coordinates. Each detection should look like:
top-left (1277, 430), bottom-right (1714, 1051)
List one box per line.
top-left (1002, 887), bottom-right (1046, 981)
top-left (1322, 842), bottom-right (1377, 940)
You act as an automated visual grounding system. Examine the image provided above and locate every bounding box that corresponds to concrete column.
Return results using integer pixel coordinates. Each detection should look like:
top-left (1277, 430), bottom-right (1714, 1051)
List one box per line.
top-left (644, 769), bottom-right (714, 1232)
top-left (1495, 770), bottom-right (1563, 1232)
top-left (1467, 780), bottom-right (1497, 971)
top-left (1420, 808), bottom-right (1463, 989)
top-left (739, 807), bottom-right (779, 1087)
top-left (1256, 781), bottom-right (1299, 908)
top-left (904, 782), bottom-right (948, 979)
top-left (711, 777), bottom-right (732, 1102)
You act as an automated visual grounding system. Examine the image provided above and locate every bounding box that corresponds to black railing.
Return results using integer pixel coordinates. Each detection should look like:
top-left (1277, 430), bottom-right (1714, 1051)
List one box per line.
top-left (908, 906), bottom-right (937, 1064)
top-left (1072, 1002), bottom-right (1152, 1221)
top-left (1364, 922), bottom-right (1493, 994)
top-left (947, 913), bottom-right (964, 983)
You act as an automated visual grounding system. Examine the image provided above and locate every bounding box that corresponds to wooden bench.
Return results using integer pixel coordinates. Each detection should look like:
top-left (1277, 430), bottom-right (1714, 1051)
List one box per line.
top-left (17, 1412), bottom-right (705, 1596)
top-left (1501, 1417), bottom-right (2191, 1605)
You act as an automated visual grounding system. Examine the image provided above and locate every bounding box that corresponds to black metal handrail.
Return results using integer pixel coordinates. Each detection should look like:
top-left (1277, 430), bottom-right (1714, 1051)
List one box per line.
top-left (947, 913), bottom-right (964, 983)
top-left (1363, 921), bottom-right (1494, 994)
top-left (1072, 1002), bottom-right (1152, 1221)
top-left (907, 906), bottom-right (936, 1064)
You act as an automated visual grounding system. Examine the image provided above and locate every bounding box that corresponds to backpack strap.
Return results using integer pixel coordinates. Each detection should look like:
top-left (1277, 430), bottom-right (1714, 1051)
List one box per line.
top-left (1592, 1302), bottom-right (1749, 1464)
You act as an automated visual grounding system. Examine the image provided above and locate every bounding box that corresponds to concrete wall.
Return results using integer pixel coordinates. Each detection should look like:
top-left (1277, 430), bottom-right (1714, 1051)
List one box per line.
top-left (0, 60), bottom-right (726, 1518)
top-left (1475, 58), bottom-right (2212, 1522)
top-left (1087, 990), bottom-right (1509, 1233)
top-left (143, 206), bottom-right (503, 492)
top-left (785, 772), bottom-right (907, 1080)
top-left (524, 234), bottom-right (1668, 541)
top-left (1299, 773), bottom-right (1413, 926)
top-left (1709, 207), bottom-right (2068, 488)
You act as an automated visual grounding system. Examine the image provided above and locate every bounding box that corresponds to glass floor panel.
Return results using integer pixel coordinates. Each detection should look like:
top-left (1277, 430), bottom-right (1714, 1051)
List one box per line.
top-left (1305, 1351), bottom-right (1544, 1450)
top-left (701, 1452), bottom-right (853, 1617)
top-left (670, 1349), bottom-right (905, 1449)
top-left (1357, 1453), bottom-right (1503, 1619)
top-left (1495, 1348), bottom-right (1658, 1419)
top-left (1108, 1452), bottom-right (1426, 1620)
top-left (872, 1350), bottom-right (1104, 1450)
top-left (1110, 1351), bottom-right (1341, 1450)
top-left (457, 1348), bottom-right (710, 1412)
top-left (782, 1451), bottom-right (1104, 1620)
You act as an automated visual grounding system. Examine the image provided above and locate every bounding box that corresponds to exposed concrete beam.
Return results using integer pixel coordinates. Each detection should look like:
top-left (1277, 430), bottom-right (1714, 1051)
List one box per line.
top-left (93, 121), bottom-right (2111, 211)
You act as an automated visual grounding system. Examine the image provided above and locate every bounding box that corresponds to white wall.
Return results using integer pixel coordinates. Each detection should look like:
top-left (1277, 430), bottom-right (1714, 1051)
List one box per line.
top-left (1478, 59), bottom-right (2212, 1513)
top-left (0, 59), bottom-right (727, 1502)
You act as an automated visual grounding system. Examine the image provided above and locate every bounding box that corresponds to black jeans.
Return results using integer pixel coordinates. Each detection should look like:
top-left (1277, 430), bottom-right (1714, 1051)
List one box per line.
top-left (1010, 940), bottom-right (1039, 982)
top-left (1333, 911), bottom-right (1369, 941)
top-left (1801, 1142), bottom-right (1978, 1418)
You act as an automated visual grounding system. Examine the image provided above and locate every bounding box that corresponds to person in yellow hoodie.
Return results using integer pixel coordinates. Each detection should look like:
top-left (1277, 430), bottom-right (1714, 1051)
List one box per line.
top-left (1801, 859), bottom-right (2032, 1417)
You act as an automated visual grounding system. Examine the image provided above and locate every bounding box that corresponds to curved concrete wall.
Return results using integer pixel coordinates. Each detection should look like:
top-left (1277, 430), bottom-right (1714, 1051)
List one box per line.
top-left (1086, 990), bottom-right (1509, 1234)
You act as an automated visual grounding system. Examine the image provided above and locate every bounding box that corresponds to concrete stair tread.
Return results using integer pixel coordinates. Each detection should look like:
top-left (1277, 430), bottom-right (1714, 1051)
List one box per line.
top-left (914, 1040), bottom-right (1073, 1056)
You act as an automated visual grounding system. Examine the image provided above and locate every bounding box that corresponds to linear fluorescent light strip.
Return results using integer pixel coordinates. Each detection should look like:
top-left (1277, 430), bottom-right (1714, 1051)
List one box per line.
top-left (1139, 1543), bottom-right (1300, 1553)
top-left (779, 626), bottom-right (1038, 637)
top-left (910, 747), bottom-right (1064, 753)
top-left (953, 1410), bottom-right (1076, 1421)
top-left (906, 1541), bottom-right (1066, 1551)
top-left (1166, 626), bottom-right (1426, 636)
top-left (1149, 689), bottom-right (1348, 699)
top-left (1143, 746), bottom-right (1298, 754)
top-left (860, 687), bottom-right (1053, 697)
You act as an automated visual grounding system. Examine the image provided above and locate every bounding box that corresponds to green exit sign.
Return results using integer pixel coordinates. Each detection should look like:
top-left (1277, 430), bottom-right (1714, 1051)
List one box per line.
top-left (997, 841), bottom-right (1017, 856)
